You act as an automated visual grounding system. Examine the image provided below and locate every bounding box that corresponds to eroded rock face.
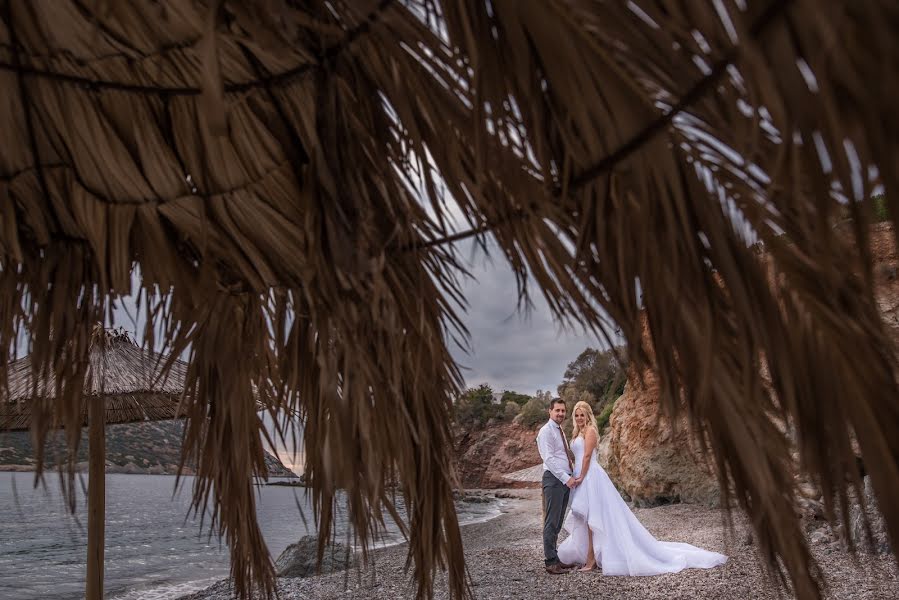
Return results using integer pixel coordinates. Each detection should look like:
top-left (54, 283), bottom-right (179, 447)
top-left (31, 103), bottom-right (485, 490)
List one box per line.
top-left (599, 223), bottom-right (899, 509)
top-left (453, 421), bottom-right (542, 489)
top-left (600, 370), bottom-right (719, 507)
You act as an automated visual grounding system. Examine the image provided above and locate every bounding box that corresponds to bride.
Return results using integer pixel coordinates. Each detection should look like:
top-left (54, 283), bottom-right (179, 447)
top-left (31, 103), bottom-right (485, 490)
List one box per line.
top-left (557, 401), bottom-right (728, 574)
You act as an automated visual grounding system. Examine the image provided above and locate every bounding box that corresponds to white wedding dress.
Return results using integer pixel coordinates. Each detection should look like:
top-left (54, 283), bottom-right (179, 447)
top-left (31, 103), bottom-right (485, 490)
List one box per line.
top-left (557, 435), bottom-right (727, 574)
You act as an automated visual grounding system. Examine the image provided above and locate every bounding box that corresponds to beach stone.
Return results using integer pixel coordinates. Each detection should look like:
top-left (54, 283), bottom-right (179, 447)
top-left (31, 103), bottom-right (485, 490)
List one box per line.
top-left (798, 496), bottom-right (825, 523)
top-left (274, 536), bottom-right (357, 578)
top-left (461, 492), bottom-right (494, 503)
top-left (810, 529), bottom-right (833, 545)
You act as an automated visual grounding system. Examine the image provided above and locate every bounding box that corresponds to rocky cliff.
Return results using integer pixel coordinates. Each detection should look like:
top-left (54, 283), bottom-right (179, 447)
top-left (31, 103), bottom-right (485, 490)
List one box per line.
top-left (0, 419), bottom-right (297, 477)
top-left (600, 223), bottom-right (899, 507)
top-left (599, 370), bottom-right (719, 506)
top-left (453, 421), bottom-right (542, 489)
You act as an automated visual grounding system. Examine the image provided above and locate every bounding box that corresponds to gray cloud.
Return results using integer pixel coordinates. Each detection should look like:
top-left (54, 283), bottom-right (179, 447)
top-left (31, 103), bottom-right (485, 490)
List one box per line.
top-left (448, 244), bottom-right (606, 396)
top-left (100, 248), bottom-right (607, 397)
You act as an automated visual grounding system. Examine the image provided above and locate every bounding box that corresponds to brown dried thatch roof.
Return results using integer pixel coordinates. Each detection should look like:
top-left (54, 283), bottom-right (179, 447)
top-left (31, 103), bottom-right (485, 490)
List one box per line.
top-left (0, 328), bottom-right (186, 431)
top-left (1, 2), bottom-right (898, 599)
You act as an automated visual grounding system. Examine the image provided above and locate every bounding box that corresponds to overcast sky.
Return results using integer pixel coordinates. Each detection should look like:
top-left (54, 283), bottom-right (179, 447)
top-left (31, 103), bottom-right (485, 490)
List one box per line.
top-left (105, 243), bottom-right (602, 395)
top-left (448, 243), bottom-right (605, 396)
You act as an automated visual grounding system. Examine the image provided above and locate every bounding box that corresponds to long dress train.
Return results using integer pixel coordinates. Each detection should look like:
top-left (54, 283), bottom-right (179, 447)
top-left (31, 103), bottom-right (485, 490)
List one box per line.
top-left (557, 436), bottom-right (727, 575)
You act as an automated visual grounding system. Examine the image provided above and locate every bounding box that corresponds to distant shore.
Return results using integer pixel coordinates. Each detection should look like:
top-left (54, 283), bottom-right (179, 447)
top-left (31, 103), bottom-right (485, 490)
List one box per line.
top-left (0, 464), bottom-right (298, 478)
top-left (181, 489), bottom-right (898, 600)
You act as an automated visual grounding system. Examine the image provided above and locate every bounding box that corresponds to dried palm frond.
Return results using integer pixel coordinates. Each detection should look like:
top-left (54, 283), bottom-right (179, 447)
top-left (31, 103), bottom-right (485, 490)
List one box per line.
top-left (1, 1), bottom-right (898, 599)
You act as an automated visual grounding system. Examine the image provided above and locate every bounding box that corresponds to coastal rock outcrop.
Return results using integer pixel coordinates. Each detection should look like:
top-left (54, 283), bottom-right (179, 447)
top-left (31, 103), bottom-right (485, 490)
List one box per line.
top-left (600, 370), bottom-right (719, 507)
top-left (867, 222), bottom-right (899, 342)
top-left (453, 421), bottom-right (541, 488)
top-left (600, 223), bottom-right (899, 509)
top-left (802, 475), bottom-right (892, 555)
top-left (275, 536), bottom-right (357, 577)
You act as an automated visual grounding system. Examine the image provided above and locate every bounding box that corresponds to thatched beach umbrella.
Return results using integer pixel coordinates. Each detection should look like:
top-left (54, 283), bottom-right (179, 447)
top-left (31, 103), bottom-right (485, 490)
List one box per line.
top-left (1, 2), bottom-right (898, 599)
top-left (0, 327), bottom-right (187, 600)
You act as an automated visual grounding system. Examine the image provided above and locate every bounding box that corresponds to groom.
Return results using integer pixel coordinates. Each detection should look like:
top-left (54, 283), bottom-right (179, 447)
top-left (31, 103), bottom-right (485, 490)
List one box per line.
top-left (536, 397), bottom-right (578, 574)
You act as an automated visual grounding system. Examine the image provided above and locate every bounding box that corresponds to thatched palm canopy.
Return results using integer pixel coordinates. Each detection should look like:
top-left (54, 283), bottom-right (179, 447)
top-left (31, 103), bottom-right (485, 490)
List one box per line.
top-left (0, 327), bottom-right (187, 431)
top-left (0, 1), bottom-right (897, 599)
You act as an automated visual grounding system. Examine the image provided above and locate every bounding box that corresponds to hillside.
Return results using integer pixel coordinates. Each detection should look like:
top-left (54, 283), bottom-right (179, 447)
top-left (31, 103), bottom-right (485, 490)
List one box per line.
top-left (453, 421), bottom-right (542, 488)
top-left (0, 419), bottom-right (297, 477)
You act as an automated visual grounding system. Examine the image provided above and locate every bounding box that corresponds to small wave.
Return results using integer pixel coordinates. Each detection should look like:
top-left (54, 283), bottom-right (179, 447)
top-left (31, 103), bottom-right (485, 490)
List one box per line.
top-left (108, 576), bottom-right (222, 600)
top-left (355, 498), bottom-right (508, 552)
top-left (459, 498), bottom-right (506, 526)
top-left (111, 500), bottom-right (509, 600)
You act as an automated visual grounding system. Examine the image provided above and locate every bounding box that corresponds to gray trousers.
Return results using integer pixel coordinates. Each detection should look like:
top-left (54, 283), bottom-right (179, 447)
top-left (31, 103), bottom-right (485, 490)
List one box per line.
top-left (542, 470), bottom-right (570, 566)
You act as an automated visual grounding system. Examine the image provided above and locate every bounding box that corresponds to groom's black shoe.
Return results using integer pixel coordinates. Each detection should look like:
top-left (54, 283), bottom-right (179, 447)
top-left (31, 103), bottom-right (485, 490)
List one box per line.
top-left (545, 563), bottom-right (569, 575)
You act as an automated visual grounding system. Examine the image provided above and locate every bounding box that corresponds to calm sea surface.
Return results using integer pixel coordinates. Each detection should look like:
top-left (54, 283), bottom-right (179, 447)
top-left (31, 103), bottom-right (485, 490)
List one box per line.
top-left (0, 472), bottom-right (501, 600)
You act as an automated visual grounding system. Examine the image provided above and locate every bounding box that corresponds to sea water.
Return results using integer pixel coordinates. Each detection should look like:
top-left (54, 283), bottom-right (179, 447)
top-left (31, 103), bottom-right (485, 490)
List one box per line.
top-left (0, 473), bottom-right (502, 600)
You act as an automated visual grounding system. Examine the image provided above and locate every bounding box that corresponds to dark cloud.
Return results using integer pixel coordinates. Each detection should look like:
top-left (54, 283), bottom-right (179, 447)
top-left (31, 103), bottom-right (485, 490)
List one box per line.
top-left (449, 244), bottom-right (607, 396)
top-left (101, 250), bottom-right (608, 399)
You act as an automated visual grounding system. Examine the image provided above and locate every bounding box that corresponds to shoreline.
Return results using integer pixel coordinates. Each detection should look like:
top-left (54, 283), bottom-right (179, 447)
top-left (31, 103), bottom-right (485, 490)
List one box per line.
top-left (182, 489), bottom-right (898, 600)
top-left (180, 491), bottom-right (520, 600)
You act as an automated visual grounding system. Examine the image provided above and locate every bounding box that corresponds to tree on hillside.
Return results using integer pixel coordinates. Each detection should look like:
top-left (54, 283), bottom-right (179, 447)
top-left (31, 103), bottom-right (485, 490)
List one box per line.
top-left (453, 383), bottom-right (501, 427)
top-left (454, 386), bottom-right (543, 427)
top-left (558, 347), bottom-right (627, 409)
top-left (501, 390), bottom-right (531, 406)
top-left (534, 389), bottom-right (553, 405)
top-left (517, 396), bottom-right (550, 428)
top-left (560, 387), bottom-right (596, 410)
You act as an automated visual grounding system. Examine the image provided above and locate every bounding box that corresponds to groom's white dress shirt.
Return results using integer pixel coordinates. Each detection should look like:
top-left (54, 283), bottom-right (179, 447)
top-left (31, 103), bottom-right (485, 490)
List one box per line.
top-left (536, 419), bottom-right (573, 485)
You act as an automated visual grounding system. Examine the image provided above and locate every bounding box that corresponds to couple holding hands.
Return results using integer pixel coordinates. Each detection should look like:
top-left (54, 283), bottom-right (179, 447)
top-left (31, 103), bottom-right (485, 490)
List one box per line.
top-left (536, 398), bottom-right (727, 575)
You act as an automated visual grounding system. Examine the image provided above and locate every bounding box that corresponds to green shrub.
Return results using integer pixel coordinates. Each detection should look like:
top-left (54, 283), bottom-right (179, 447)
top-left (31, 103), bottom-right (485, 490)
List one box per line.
top-left (596, 398), bottom-right (617, 430)
top-left (501, 390), bottom-right (532, 406)
top-left (503, 401), bottom-right (521, 419)
top-left (518, 397), bottom-right (549, 428)
top-left (454, 383), bottom-right (500, 427)
top-left (600, 371), bottom-right (627, 406)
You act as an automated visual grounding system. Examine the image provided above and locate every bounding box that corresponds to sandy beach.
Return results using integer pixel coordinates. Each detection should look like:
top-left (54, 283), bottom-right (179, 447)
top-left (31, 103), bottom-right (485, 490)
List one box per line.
top-left (184, 489), bottom-right (898, 600)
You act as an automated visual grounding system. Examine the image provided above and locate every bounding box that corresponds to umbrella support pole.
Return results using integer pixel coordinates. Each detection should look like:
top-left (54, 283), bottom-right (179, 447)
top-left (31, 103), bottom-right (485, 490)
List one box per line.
top-left (86, 397), bottom-right (105, 600)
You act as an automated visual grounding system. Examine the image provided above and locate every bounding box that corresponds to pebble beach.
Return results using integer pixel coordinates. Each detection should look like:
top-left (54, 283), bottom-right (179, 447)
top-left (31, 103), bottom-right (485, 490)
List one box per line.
top-left (183, 489), bottom-right (899, 600)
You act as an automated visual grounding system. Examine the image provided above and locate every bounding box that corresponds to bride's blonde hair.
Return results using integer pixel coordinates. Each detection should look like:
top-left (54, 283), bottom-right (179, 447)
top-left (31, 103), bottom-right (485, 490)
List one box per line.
top-left (571, 400), bottom-right (599, 440)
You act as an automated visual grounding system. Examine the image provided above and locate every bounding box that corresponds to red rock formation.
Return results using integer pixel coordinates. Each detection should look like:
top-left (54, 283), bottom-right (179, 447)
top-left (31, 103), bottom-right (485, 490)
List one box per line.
top-left (602, 223), bottom-right (899, 507)
top-left (600, 369), bottom-right (719, 506)
top-left (453, 421), bottom-right (542, 489)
